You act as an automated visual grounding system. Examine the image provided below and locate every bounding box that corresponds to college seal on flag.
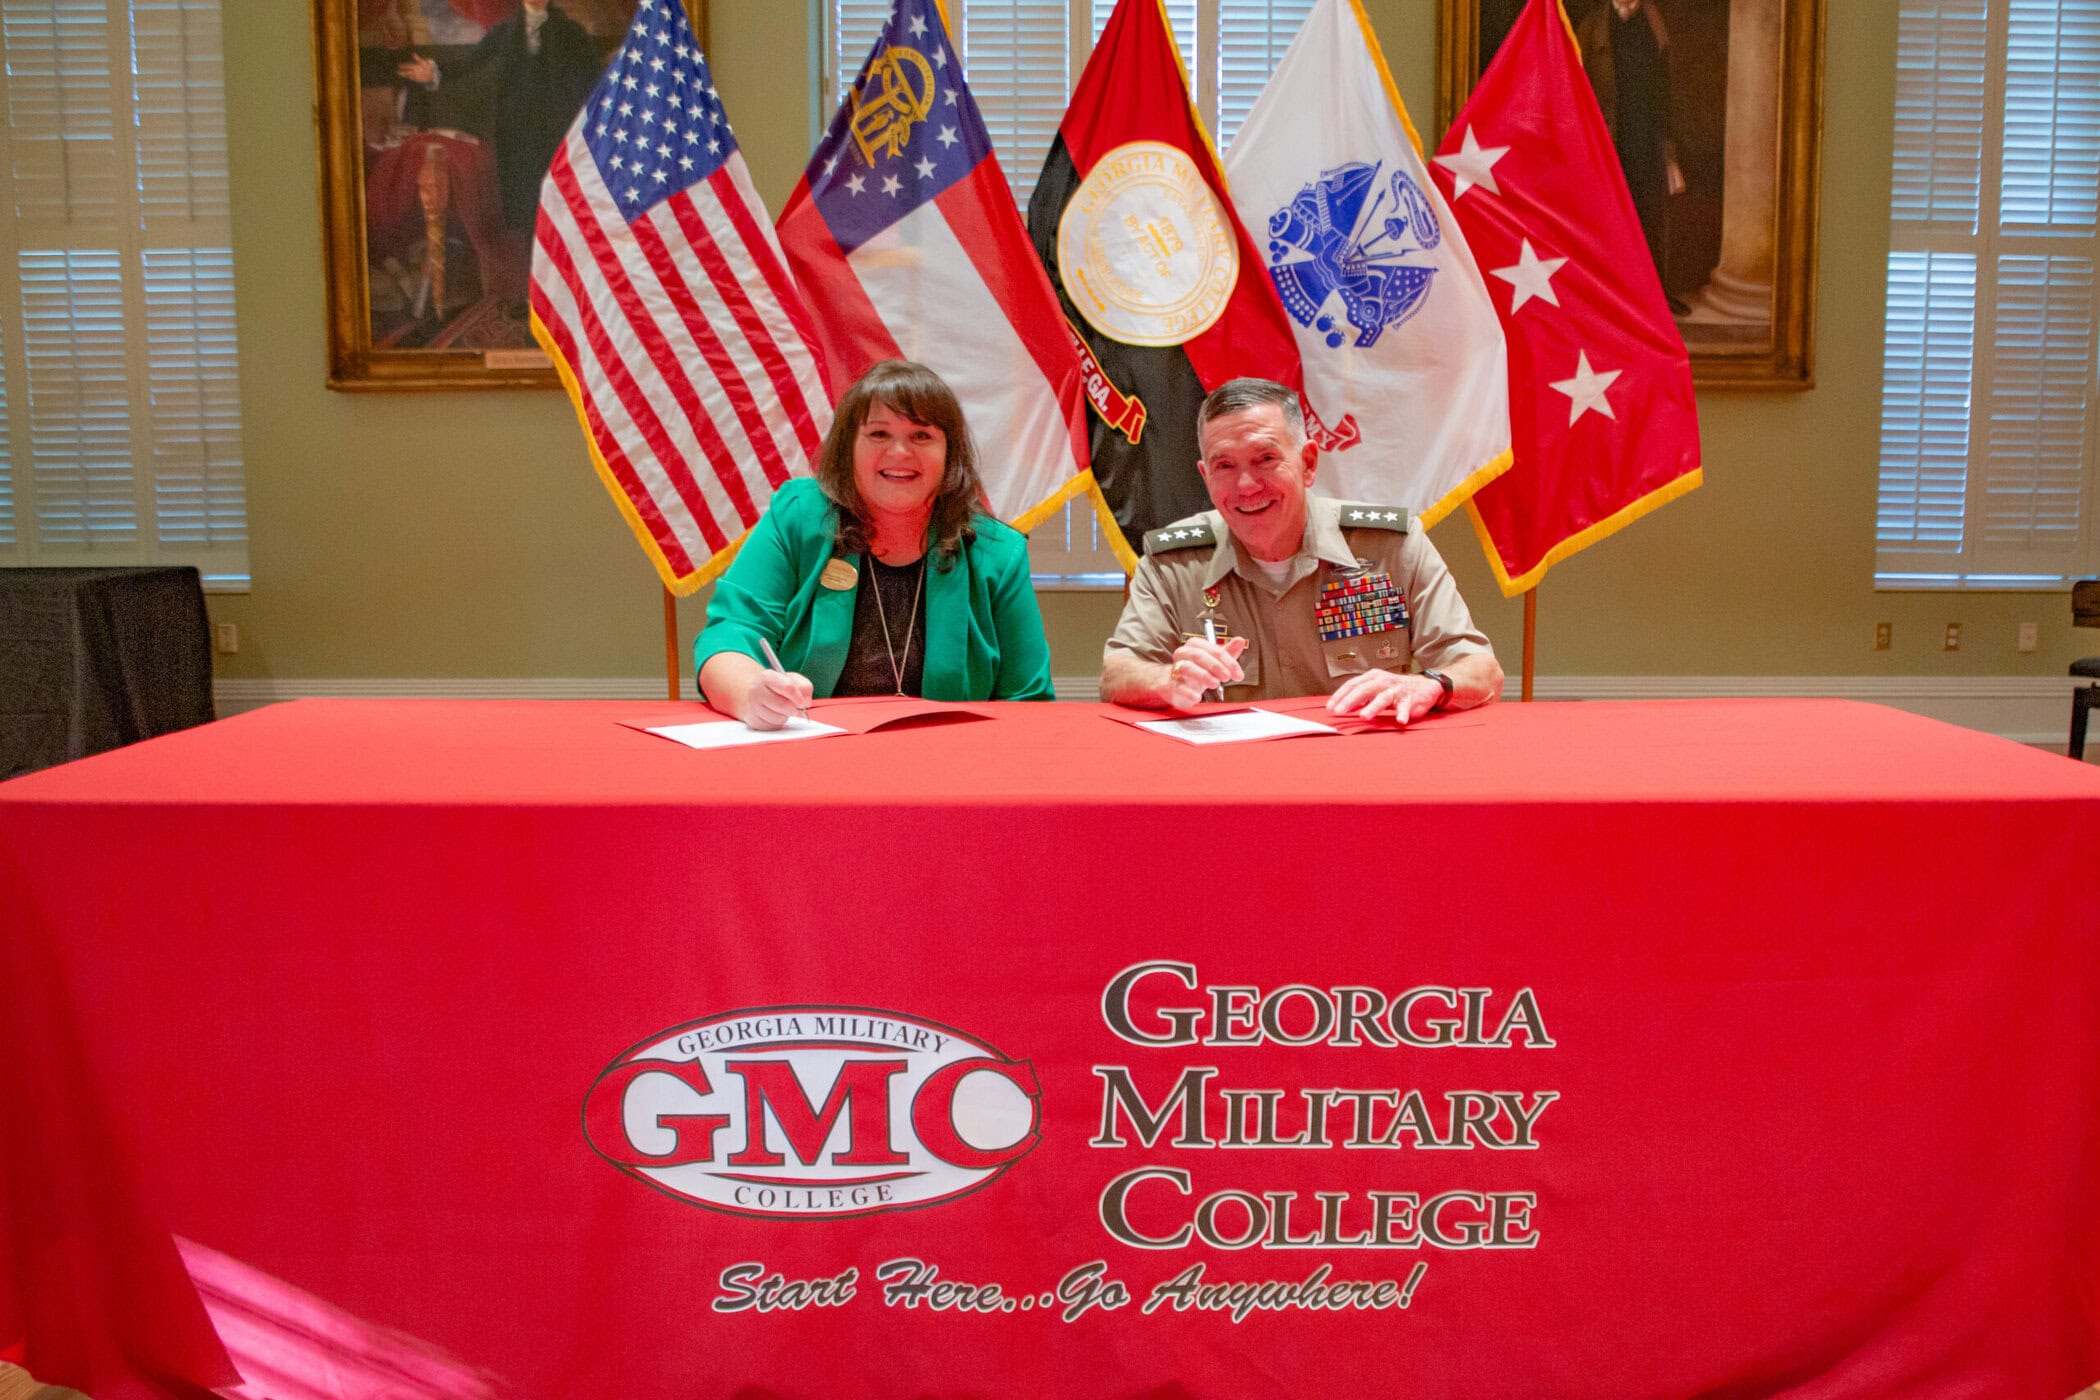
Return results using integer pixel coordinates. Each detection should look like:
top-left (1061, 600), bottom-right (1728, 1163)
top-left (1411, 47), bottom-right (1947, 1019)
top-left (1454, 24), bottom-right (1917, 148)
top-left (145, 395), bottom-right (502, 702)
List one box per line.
top-left (1057, 140), bottom-right (1240, 347)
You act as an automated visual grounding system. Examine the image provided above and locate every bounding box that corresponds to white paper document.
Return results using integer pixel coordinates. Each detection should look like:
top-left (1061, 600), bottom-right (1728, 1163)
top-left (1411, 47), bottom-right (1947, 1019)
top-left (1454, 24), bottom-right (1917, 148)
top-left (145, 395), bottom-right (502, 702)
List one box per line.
top-left (1133, 708), bottom-right (1340, 745)
top-left (643, 717), bottom-right (846, 749)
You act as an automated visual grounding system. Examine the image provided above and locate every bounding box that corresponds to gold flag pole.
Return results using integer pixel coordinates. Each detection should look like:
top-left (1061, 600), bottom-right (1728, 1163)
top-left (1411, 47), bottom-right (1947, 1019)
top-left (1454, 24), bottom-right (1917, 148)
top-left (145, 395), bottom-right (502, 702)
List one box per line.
top-left (662, 586), bottom-right (681, 702)
top-left (1521, 586), bottom-right (1537, 703)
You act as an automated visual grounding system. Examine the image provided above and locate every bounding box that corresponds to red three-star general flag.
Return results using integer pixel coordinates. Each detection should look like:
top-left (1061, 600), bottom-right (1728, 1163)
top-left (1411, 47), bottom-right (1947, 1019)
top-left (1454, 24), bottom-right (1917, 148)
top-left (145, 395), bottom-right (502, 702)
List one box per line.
top-left (1028, 0), bottom-right (1350, 567)
top-left (1431, 0), bottom-right (1700, 596)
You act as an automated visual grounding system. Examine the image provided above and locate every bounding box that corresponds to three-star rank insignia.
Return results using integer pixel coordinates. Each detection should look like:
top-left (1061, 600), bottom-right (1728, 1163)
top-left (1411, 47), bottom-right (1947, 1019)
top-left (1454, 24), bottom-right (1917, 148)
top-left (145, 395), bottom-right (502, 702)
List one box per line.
top-left (1338, 504), bottom-right (1410, 532)
top-left (1144, 518), bottom-right (1217, 555)
top-left (1317, 562), bottom-right (1409, 643)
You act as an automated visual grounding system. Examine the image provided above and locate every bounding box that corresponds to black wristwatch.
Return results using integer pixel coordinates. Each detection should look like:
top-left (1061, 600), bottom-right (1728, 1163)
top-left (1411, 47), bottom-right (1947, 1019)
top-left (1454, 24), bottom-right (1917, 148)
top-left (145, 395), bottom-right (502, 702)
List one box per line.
top-left (1421, 670), bottom-right (1454, 710)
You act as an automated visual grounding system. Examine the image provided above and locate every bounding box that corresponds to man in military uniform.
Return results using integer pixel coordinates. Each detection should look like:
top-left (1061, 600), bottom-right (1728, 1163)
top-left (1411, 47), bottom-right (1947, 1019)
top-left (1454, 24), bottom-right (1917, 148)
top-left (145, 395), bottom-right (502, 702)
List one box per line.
top-left (1100, 378), bottom-right (1502, 721)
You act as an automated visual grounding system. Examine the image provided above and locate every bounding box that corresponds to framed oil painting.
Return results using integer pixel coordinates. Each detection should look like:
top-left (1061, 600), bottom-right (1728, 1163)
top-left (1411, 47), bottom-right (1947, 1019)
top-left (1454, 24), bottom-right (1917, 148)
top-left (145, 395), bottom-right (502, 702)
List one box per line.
top-left (1438, 0), bottom-right (1824, 388)
top-left (316, 0), bottom-right (702, 389)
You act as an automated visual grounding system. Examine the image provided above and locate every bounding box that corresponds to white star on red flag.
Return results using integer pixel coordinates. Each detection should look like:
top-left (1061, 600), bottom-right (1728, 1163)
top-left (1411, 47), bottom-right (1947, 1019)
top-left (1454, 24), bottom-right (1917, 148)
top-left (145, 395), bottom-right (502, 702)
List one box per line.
top-left (1433, 126), bottom-right (1509, 200)
top-left (1427, 0), bottom-right (1700, 595)
top-left (1550, 352), bottom-right (1620, 425)
top-left (1491, 239), bottom-right (1567, 313)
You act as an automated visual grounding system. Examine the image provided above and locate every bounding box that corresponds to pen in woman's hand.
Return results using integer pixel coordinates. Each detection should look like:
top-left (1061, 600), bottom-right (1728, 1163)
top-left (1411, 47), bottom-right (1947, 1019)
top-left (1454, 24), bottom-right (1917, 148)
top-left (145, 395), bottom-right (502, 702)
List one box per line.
top-left (756, 638), bottom-right (809, 722)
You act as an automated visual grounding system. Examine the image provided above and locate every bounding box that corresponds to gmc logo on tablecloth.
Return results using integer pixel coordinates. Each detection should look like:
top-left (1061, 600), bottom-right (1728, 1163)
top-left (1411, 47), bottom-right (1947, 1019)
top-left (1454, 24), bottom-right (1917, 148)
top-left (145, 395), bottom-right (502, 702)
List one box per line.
top-left (583, 1005), bottom-right (1041, 1219)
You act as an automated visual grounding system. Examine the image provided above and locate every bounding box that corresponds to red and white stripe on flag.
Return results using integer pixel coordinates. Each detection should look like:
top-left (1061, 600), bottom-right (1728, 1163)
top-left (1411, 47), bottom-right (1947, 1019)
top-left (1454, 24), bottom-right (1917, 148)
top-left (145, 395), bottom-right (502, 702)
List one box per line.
top-left (530, 0), bottom-right (831, 595)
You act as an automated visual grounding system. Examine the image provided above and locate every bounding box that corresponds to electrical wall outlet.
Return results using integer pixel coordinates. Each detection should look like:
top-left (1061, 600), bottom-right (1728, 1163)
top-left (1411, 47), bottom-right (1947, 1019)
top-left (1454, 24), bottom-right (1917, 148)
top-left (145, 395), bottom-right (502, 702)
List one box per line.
top-left (214, 622), bottom-right (239, 654)
top-left (1874, 622), bottom-right (1891, 651)
top-left (2018, 622), bottom-right (2038, 652)
top-left (1943, 623), bottom-right (1961, 651)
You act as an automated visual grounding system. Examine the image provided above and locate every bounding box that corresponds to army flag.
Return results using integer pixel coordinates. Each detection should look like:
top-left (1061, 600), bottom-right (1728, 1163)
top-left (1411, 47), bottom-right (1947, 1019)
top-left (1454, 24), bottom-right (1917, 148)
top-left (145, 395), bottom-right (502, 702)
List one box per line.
top-left (1029, 0), bottom-right (1341, 567)
top-left (530, 0), bottom-right (831, 594)
top-left (1432, 0), bottom-right (1700, 595)
top-left (777, 0), bottom-right (1089, 528)
top-left (1224, 0), bottom-right (1511, 525)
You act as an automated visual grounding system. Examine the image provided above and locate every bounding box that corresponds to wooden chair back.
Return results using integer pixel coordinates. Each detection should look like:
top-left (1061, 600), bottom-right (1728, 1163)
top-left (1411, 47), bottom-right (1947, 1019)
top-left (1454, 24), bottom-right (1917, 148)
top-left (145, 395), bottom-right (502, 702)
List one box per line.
top-left (2074, 579), bottom-right (2100, 628)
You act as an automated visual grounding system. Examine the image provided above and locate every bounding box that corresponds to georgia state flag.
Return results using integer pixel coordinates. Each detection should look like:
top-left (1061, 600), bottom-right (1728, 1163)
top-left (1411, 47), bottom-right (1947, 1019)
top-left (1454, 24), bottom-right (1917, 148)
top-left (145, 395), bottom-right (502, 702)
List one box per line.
top-left (775, 0), bottom-right (1089, 530)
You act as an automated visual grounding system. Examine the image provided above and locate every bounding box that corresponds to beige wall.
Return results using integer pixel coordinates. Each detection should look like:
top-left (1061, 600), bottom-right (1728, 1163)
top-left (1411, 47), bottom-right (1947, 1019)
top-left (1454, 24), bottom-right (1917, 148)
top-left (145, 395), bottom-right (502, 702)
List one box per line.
top-left (207, 0), bottom-right (2092, 686)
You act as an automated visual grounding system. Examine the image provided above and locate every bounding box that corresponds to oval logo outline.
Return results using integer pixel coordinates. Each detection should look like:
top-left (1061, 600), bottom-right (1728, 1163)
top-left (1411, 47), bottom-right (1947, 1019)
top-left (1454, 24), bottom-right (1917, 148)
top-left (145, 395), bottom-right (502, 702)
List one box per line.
top-left (582, 1003), bottom-right (1042, 1221)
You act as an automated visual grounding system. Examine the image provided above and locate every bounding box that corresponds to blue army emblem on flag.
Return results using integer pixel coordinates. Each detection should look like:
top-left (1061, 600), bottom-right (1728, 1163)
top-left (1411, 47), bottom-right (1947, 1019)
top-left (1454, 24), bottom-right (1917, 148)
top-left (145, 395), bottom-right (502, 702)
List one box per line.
top-left (1265, 162), bottom-right (1440, 349)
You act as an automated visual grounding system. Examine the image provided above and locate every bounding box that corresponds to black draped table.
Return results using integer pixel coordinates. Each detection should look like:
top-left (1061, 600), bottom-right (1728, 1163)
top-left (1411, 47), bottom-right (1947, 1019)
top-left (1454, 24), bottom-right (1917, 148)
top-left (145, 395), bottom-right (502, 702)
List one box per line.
top-left (0, 566), bottom-right (214, 778)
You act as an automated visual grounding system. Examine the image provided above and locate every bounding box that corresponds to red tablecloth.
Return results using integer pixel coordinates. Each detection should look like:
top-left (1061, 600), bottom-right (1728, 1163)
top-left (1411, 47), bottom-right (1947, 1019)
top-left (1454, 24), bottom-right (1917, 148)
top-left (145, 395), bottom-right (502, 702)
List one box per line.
top-left (3, 699), bottom-right (2098, 1399)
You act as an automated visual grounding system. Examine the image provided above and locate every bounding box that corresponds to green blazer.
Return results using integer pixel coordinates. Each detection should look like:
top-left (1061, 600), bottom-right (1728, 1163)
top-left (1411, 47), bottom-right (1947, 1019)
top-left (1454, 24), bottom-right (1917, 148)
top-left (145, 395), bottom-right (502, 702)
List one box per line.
top-left (693, 478), bottom-right (1055, 702)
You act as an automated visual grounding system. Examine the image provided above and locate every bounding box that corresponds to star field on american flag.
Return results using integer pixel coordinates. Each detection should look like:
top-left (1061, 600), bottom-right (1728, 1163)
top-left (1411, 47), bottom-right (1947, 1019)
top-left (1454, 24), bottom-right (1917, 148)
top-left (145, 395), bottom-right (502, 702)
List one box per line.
top-left (803, 0), bottom-right (995, 254)
top-left (582, 0), bottom-right (735, 220)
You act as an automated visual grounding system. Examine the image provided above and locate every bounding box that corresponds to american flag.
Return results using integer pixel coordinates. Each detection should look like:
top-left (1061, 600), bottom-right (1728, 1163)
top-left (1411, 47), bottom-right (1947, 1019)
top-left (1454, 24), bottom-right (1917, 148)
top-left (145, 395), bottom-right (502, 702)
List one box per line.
top-left (529, 0), bottom-right (832, 594)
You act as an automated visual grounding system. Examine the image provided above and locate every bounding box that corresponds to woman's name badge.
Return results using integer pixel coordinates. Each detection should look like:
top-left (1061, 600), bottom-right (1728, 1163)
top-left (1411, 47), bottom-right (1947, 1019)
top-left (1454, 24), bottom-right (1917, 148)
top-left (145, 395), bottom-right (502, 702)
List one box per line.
top-left (820, 559), bottom-right (859, 591)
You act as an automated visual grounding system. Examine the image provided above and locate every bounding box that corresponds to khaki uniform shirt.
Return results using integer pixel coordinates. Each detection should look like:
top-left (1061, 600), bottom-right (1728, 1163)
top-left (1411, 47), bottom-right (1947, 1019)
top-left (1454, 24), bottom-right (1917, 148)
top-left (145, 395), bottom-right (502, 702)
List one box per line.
top-left (1104, 497), bottom-right (1493, 701)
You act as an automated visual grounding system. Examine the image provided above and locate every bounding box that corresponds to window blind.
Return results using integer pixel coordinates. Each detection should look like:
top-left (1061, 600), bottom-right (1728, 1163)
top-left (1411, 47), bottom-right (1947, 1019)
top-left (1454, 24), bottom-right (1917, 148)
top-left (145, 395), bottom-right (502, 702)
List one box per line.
top-left (1877, 0), bottom-right (2100, 589)
top-left (958, 0), bottom-right (1068, 208)
top-left (0, 0), bottom-right (246, 586)
top-left (1215, 0), bottom-right (1311, 150)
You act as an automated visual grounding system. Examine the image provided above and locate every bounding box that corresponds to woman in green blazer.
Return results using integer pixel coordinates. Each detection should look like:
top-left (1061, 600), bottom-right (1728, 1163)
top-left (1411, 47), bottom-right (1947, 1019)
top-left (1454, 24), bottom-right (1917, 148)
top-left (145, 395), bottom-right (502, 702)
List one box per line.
top-left (695, 360), bottom-right (1055, 728)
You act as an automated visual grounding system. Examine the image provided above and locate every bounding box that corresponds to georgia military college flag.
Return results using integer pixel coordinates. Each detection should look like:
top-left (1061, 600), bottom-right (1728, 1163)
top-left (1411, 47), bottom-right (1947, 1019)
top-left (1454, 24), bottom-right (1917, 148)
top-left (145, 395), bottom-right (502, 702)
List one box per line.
top-left (776, 0), bottom-right (1089, 530)
top-left (1432, 0), bottom-right (1700, 595)
top-left (1225, 0), bottom-right (1512, 526)
top-left (530, 0), bottom-right (831, 594)
top-left (1029, 0), bottom-right (1349, 567)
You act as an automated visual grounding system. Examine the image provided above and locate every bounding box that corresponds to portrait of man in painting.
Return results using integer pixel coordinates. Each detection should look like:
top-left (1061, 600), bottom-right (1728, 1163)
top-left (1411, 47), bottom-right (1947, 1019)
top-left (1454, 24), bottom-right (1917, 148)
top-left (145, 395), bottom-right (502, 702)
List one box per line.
top-left (354, 0), bottom-right (637, 357)
top-left (1453, 0), bottom-right (1818, 383)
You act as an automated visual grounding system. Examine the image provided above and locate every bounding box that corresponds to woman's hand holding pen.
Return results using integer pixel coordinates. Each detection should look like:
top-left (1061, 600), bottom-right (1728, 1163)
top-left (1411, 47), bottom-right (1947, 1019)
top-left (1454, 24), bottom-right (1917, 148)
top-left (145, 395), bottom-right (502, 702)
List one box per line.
top-left (743, 668), bottom-right (814, 730)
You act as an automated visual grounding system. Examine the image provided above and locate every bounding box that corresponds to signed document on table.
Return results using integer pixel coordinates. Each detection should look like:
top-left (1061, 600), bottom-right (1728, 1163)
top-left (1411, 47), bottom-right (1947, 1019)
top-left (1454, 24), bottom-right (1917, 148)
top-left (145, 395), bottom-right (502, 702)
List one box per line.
top-left (1131, 709), bottom-right (1342, 745)
top-left (640, 715), bottom-right (848, 749)
top-left (1105, 696), bottom-right (1491, 745)
top-left (625, 697), bottom-right (991, 750)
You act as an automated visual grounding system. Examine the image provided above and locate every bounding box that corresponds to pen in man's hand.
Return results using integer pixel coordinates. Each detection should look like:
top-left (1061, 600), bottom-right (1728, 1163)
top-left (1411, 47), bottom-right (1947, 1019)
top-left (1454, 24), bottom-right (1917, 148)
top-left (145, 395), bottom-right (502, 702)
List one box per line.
top-left (1204, 619), bottom-right (1224, 703)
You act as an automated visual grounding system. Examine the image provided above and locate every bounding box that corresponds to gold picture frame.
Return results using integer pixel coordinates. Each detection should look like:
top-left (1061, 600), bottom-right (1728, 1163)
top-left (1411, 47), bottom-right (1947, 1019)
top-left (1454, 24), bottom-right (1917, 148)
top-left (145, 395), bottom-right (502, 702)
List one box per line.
top-left (1437, 0), bottom-right (1824, 389)
top-left (314, 0), bottom-right (705, 390)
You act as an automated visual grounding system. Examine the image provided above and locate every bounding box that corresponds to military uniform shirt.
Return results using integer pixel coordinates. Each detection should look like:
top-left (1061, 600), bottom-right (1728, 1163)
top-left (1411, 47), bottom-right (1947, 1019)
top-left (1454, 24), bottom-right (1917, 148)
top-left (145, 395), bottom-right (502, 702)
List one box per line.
top-left (1104, 496), bottom-right (1493, 701)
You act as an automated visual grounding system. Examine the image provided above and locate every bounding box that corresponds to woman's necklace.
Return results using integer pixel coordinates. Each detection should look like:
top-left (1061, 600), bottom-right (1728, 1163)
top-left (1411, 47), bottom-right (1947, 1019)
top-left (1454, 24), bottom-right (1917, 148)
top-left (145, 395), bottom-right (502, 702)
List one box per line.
top-left (869, 554), bottom-right (927, 696)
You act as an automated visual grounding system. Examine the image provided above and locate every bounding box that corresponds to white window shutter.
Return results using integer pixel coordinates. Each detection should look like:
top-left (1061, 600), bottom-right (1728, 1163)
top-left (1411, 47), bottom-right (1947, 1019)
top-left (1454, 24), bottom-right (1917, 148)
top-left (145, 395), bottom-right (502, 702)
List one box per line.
top-left (143, 247), bottom-right (243, 551)
top-left (0, 314), bottom-right (14, 550)
top-left (0, 0), bottom-right (123, 233)
top-left (1215, 0), bottom-right (1310, 151)
top-left (0, 0), bottom-right (247, 582)
top-left (1975, 253), bottom-right (2095, 569)
top-left (1876, 251), bottom-right (1976, 556)
top-left (19, 247), bottom-right (135, 552)
top-left (1999, 0), bottom-right (2099, 231)
top-left (131, 0), bottom-right (231, 238)
top-left (959, 0), bottom-right (1068, 207)
top-left (834, 0), bottom-right (894, 105)
top-left (1878, 0), bottom-right (2099, 588)
top-left (1890, 0), bottom-right (1986, 230)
